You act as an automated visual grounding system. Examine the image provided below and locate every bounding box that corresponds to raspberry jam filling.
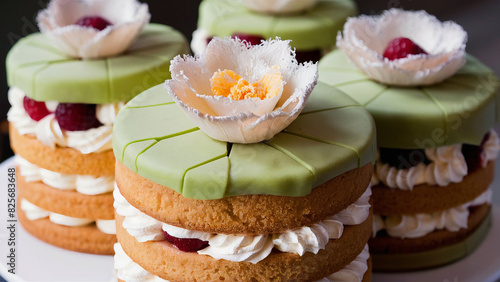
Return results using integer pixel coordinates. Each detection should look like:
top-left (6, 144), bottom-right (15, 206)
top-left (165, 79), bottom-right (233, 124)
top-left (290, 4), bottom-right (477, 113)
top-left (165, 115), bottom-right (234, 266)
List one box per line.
top-left (163, 230), bottom-right (209, 252)
top-left (383, 37), bottom-right (428, 60)
top-left (75, 15), bottom-right (112, 31)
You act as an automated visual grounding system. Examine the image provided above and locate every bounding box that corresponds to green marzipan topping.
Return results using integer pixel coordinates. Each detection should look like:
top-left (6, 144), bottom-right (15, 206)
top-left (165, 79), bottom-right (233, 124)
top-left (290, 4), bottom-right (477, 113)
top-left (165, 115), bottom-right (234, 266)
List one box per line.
top-left (198, 0), bottom-right (357, 50)
top-left (372, 210), bottom-right (492, 271)
top-left (318, 50), bottom-right (500, 148)
top-left (6, 24), bottom-right (189, 103)
top-left (113, 83), bottom-right (376, 199)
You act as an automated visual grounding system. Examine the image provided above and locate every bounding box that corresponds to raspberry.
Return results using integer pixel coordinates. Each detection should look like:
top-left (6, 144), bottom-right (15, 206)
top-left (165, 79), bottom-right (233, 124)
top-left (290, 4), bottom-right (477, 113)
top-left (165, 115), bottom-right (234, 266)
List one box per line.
top-left (462, 132), bottom-right (491, 173)
top-left (295, 50), bottom-right (321, 64)
top-left (383, 37), bottom-right (428, 60)
top-left (206, 36), bottom-right (214, 46)
top-left (163, 231), bottom-right (209, 252)
top-left (55, 103), bottom-right (102, 131)
top-left (379, 148), bottom-right (427, 169)
top-left (231, 33), bottom-right (265, 47)
top-left (23, 96), bottom-right (52, 121)
top-left (75, 16), bottom-right (112, 31)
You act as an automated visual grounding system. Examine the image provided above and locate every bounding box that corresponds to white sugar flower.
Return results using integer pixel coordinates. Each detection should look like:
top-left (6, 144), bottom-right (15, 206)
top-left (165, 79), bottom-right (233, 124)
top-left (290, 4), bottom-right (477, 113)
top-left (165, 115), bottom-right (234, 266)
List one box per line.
top-left (337, 9), bottom-right (467, 86)
top-left (165, 37), bottom-right (318, 144)
top-left (238, 0), bottom-right (318, 14)
top-left (37, 0), bottom-right (150, 59)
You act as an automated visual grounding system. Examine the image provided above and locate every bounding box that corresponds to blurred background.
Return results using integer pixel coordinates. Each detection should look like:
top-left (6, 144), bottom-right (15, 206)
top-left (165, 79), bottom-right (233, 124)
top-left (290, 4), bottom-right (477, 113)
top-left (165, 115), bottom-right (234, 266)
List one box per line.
top-left (0, 0), bottom-right (499, 162)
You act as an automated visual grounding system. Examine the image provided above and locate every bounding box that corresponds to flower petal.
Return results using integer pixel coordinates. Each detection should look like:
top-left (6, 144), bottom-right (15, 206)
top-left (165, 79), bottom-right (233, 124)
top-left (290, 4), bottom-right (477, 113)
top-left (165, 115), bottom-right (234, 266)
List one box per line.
top-left (337, 9), bottom-right (467, 86)
top-left (37, 0), bottom-right (150, 59)
top-left (166, 37), bottom-right (318, 144)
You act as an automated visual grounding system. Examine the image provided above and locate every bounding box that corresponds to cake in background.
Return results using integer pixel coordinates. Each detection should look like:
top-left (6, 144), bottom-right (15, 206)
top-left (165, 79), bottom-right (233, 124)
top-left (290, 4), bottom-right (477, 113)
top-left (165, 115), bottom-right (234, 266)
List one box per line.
top-left (191, 0), bottom-right (357, 63)
top-left (113, 37), bottom-right (376, 281)
top-left (6, 0), bottom-right (189, 254)
top-left (318, 9), bottom-right (500, 270)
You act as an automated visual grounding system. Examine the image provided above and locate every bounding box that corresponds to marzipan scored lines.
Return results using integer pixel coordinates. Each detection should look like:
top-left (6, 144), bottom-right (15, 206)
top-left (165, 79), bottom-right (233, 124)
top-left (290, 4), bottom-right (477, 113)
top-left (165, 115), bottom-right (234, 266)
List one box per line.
top-left (125, 102), bottom-right (175, 109)
top-left (121, 128), bottom-right (200, 169)
top-left (263, 140), bottom-right (316, 179)
top-left (421, 87), bottom-right (449, 145)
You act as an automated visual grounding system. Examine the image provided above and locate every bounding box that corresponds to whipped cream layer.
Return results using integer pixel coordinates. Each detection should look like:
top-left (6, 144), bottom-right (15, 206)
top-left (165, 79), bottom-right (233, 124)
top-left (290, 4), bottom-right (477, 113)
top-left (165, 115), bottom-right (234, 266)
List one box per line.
top-left (114, 185), bottom-right (371, 264)
top-left (114, 242), bottom-right (369, 282)
top-left (372, 130), bottom-right (500, 190)
top-left (373, 189), bottom-right (492, 239)
top-left (7, 87), bottom-right (124, 154)
top-left (21, 199), bottom-right (116, 234)
top-left (16, 156), bottom-right (113, 195)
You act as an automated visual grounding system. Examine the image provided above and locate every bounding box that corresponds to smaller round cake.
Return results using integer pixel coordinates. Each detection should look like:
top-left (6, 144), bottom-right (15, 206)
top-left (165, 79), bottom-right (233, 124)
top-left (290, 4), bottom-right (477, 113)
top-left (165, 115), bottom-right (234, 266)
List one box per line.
top-left (113, 38), bottom-right (377, 281)
top-left (318, 9), bottom-right (500, 271)
top-left (7, 0), bottom-right (189, 254)
top-left (191, 0), bottom-right (357, 63)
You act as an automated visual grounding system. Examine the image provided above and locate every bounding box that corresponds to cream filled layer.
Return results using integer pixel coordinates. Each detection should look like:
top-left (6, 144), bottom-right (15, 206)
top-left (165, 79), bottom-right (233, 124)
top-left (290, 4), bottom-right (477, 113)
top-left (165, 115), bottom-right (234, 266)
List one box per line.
top-left (16, 156), bottom-right (114, 195)
top-left (373, 189), bottom-right (492, 239)
top-left (20, 199), bottom-right (116, 234)
top-left (113, 242), bottom-right (369, 282)
top-left (114, 185), bottom-right (371, 264)
top-left (372, 131), bottom-right (500, 190)
top-left (7, 87), bottom-right (124, 154)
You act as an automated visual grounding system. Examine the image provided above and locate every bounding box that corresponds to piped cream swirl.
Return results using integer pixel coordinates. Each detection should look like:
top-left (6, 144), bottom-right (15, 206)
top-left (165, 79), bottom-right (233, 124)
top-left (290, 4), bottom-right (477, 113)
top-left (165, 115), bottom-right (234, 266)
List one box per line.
top-left (114, 185), bottom-right (371, 264)
top-left (7, 87), bottom-right (123, 154)
top-left (425, 144), bottom-right (468, 186)
top-left (317, 244), bottom-right (369, 282)
top-left (16, 156), bottom-right (114, 195)
top-left (113, 242), bottom-right (370, 282)
top-left (374, 143), bottom-right (474, 190)
top-left (113, 185), bottom-right (165, 242)
top-left (114, 243), bottom-right (168, 282)
top-left (20, 199), bottom-right (115, 234)
top-left (482, 129), bottom-right (500, 166)
top-left (373, 189), bottom-right (492, 238)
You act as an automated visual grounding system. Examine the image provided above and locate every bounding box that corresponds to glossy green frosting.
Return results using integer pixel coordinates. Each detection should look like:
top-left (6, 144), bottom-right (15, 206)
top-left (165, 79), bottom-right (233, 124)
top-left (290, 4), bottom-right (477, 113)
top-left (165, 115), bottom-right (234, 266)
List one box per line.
top-left (372, 210), bottom-right (491, 271)
top-left (113, 83), bottom-right (376, 199)
top-left (198, 0), bottom-right (357, 51)
top-left (6, 24), bottom-right (189, 103)
top-left (318, 50), bottom-right (500, 148)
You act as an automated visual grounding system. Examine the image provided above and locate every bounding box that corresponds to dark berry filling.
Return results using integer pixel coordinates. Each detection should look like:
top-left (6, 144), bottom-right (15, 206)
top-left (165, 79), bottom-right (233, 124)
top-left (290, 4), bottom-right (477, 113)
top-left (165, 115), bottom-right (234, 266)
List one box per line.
top-left (295, 49), bottom-right (321, 64)
top-left (23, 96), bottom-right (52, 121)
top-left (55, 103), bottom-right (102, 131)
top-left (383, 37), bottom-right (428, 61)
top-left (163, 231), bottom-right (209, 252)
top-left (379, 148), bottom-right (428, 169)
top-left (208, 33), bottom-right (322, 63)
top-left (231, 33), bottom-right (265, 47)
top-left (462, 132), bottom-right (491, 173)
top-left (75, 16), bottom-right (112, 31)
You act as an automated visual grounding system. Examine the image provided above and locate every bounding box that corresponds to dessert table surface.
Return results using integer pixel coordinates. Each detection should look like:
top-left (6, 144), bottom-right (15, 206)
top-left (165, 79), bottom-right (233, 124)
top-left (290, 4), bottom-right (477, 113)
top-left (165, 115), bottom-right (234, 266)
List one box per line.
top-left (0, 156), bottom-right (499, 282)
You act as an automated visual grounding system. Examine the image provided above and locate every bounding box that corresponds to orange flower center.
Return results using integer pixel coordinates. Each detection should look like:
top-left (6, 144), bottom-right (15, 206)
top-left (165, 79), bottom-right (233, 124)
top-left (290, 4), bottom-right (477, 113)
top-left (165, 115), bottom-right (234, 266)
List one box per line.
top-left (210, 68), bottom-right (282, 100)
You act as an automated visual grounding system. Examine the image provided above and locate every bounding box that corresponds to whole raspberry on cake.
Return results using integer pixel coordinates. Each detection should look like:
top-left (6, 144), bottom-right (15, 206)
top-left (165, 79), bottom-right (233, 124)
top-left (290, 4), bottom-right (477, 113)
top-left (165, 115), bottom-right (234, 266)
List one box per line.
top-left (191, 0), bottom-right (357, 63)
top-left (319, 9), bottom-right (500, 271)
top-left (6, 0), bottom-right (189, 255)
top-left (112, 37), bottom-right (377, 281)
